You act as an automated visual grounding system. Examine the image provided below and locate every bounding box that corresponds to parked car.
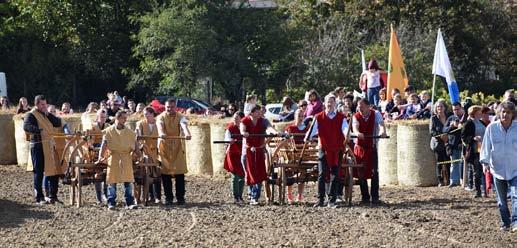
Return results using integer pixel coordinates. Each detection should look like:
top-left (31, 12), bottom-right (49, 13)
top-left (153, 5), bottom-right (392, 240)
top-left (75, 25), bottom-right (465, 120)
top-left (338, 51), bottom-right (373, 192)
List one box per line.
top-left (153, 96), bottom-right (220, 115)
top-left (264, 103), bottom-right (283, 120)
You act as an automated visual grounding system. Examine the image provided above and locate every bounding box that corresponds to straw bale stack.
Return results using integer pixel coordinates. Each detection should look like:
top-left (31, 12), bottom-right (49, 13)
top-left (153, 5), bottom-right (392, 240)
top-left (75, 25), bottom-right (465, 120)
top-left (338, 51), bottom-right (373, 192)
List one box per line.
top-left (397, 120), bottom-right (437, 186)
top-left (378, 122), bottom-right (398, 185)
top-left (13, 114), bottom-right (30, 167)
top-left (185, 122), bottom-right (213, 176)
top-left (0, 113), bottom-right (17, 164)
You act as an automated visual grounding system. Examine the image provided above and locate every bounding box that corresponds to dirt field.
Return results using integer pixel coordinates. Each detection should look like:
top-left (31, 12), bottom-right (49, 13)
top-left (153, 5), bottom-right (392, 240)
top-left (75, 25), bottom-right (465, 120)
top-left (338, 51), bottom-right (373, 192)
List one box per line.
top-left (0, 164), bottom-right (514, 247)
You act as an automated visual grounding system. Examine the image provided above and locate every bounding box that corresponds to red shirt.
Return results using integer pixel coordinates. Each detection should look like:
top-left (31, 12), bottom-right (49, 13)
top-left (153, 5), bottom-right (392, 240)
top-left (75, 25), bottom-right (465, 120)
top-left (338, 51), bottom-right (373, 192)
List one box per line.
top-left (241, 116), bottom-right (266, 148)
top-left (285, 124), bottom-right (309, 144)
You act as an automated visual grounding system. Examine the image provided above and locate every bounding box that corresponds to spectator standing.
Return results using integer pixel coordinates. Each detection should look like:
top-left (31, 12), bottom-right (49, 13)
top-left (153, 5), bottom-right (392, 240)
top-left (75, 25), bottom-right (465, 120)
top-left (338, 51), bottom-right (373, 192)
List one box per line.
top-left (479, 101), bottom-right (517, 232)
top-left (430, 100), bottom-right (452, 186)
top-left (305, 89), bottom-right (323, 118)
top-left (16, 97), bottom-right (30, 114)
top-left (444, 102), bottom-right (465, 187)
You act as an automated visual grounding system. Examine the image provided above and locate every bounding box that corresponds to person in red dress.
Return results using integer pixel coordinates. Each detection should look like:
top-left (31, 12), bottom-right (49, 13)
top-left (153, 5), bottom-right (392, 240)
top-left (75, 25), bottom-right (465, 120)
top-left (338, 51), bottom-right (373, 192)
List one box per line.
top-left (240, 105), bottom-right (278, 205)
top-left (352, 99), bottom-right (387, 205)
top-left (285, 109), bottom-right (310, 203)
top-left (224, 111), bottom-right (245, 204)
top-left (305, 94), bottom-right (349, 208)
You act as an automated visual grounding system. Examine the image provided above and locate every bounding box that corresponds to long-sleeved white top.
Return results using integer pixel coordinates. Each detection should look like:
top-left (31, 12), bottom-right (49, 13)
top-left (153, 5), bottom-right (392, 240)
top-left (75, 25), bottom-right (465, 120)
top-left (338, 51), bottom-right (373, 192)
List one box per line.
top-left (480, 120), bottom-right (517, 180)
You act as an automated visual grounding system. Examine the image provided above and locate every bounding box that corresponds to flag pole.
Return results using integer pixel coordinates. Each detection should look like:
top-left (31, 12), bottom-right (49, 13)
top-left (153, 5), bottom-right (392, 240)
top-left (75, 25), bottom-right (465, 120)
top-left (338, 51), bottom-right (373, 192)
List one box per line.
top-left (431, 73), bottom-right (436, 106)
top-left (431, 28), bottom-right (440, 106)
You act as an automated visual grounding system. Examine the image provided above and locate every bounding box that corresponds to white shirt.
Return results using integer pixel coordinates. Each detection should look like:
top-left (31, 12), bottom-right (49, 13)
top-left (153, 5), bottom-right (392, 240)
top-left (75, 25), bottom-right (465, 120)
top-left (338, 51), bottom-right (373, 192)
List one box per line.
top-left (243, 103), bottom-right (255, 116)
top-left (480, 120), bottom-right (517, 180)
top-left (365, 71), bottom-right (381, 88)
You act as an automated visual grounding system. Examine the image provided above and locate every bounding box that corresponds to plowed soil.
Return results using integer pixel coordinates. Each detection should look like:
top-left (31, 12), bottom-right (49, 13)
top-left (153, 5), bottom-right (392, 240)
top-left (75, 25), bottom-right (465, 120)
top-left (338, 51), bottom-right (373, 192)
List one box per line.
top-left (0, 165), bottom-right (514, 247)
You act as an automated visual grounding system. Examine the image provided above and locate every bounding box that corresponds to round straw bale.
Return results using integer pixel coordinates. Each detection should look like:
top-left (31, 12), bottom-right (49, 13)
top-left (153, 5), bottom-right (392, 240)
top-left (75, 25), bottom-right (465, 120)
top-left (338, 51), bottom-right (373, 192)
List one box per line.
top-left (125, 114), bottom-right (143, 131)
top-left (185, 122), bottom-right (213, 176)
top-left (0, 114), bottom-right (17, 164)
top-left (396, 121), bottom-right (437, 186)
top-left (13, 115), bottom-right (30, 168)
top-left (273, 121), bottom-right (294, 133)
top-left (378, 122), bottom-right (398, 185)
top-left (81, 113), bottom-right (97, 131)
top-left (61, 114), bottom-right (83, 132)
top-left (210, 122), bottom-right (229, 178)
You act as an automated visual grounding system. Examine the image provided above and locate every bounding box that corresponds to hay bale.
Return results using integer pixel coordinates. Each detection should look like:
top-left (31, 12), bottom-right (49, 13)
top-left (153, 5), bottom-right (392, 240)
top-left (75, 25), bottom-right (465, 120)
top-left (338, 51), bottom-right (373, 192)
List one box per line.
top-left (81, 113), bottom-right (97, 131)
top-left (125, 115), bottom-right (143, 131)
top-left (273, 121), bottom-right (293, 133)
top-left (13, 115), bottom-right (30, 167)
top-left (62, 114), bottom-right (83, 132)
top-left (396, 121), bottom-right (437, 186)
top-left (378, 123), bottom-right (398, 186)
top-left (0, 114), bottom-right (17, 164)
top-left (209, 122), bottom-right (229, 178)
top-left (185, 122), bottom-right (213, 176)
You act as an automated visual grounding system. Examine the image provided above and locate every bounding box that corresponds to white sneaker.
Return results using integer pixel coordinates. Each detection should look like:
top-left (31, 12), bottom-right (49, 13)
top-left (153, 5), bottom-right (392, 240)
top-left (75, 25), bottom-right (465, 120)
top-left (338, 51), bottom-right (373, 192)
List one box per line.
top-left (336, 196), bottom-right (344, 203)
top-left (512, 226), bottom-right (517, 233)
top-left (126, 204), bottom-right (138, 210)
top-left (107, 205), bottom-right (115, 210)
top-left (327, 202), bottom-right (338, 209)
top-left (249, 199), bottom-right (259, 206)
top-left (154, 199), bottom-right (161, 204)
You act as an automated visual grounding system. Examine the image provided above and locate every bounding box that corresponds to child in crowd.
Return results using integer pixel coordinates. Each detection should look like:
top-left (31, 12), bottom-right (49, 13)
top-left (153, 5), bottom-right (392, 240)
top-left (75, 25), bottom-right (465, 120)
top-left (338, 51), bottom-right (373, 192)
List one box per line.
top-left (404, 93), bottom-right (421, 119)
top-left (243, 95), bottom-right (257, 116)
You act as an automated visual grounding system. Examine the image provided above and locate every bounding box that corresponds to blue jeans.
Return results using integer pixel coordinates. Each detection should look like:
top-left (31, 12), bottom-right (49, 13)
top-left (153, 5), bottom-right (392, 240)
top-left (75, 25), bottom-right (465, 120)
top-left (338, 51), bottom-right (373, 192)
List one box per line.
top-left (107, 182), bottom-right (135, 207)
top-left (249, 183), bottom-right (262, 200)
top-left (241, 155), bottom-right (264, 201)
top-left (494, 176), bottom-right (517, 228)
top-left (449, 149), bottom-right (462, 185)
top-left (367, 86), bottom-right (381, 107)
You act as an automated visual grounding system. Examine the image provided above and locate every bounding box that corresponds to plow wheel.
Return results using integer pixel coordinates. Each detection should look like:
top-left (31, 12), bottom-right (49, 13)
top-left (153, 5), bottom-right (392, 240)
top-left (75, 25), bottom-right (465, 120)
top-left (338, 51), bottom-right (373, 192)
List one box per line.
top-left (267, 139), bottom-right (291, 205)
top-left (63, 139), bottom-right (96, 207)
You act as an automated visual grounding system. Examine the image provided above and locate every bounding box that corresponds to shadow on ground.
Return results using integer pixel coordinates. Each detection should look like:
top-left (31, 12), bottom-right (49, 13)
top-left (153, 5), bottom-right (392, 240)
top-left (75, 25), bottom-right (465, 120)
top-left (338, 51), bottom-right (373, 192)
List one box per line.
top-left (0, 199), bottom-right (53, 228)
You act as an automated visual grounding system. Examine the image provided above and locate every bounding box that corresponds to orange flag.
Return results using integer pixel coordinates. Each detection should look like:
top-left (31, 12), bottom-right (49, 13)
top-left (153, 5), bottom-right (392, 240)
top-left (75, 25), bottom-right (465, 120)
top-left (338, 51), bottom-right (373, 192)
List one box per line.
top-left (387, 25), bottom-right (409, 100)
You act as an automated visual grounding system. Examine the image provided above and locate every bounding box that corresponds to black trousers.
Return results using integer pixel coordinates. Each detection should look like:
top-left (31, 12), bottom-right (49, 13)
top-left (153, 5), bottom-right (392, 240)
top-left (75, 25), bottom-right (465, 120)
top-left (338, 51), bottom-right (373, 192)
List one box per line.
top-left (358, 148), bottom-right (379, 202)
top-left (468, 153), bottom-right (483, 194)
top-left (149, 179), bottom-right (162, 200)
top-left (162, 174), bottom-right (185, 202)
top-left (317, 150), bottom-right (341, 203)
top-left (434, 149), bottom-right (450, 184)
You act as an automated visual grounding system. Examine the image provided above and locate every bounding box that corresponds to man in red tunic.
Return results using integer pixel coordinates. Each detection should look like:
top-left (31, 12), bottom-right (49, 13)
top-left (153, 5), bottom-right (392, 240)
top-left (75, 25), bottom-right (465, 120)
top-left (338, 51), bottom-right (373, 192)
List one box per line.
top-left (240, 105), bottom-right (278, 205)
top-left (224, 111), bottom-right (245, 204)
top-left (353, 99), bottom-right (387, 204)
top-left (305, 94), bottom-right (349, 208)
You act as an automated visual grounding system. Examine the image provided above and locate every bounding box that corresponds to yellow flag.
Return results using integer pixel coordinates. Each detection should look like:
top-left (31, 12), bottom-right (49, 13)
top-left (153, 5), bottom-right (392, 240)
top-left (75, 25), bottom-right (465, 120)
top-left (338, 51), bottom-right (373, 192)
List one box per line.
top-left (387, 25), bottom-right (409, 100)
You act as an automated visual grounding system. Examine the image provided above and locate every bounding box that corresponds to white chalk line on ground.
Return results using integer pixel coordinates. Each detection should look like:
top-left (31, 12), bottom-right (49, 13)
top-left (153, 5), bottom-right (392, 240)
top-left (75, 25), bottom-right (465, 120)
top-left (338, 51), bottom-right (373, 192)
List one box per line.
top-left (187, 212), bottom-right (197, 232)
top-left (103, 212), bottom-right (124, 231)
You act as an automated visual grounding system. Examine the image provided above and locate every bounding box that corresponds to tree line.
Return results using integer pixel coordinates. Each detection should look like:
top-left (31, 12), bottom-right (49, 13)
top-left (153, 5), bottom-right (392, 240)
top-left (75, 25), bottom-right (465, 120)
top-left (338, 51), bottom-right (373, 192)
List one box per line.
top-left (0, 0), bottom-right (515, 107)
